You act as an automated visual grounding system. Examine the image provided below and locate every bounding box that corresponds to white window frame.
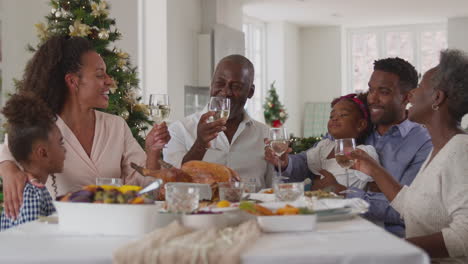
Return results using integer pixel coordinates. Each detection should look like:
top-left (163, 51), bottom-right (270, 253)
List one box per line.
top-left (243, 16), bottom-right (267, 121)
top-left (345, 23), bottom-right (447, 94)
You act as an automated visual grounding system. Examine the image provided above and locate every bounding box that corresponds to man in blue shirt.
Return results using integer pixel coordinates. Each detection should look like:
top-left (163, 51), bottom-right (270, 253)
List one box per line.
top-left (265, 58), bottom-right (432, 237)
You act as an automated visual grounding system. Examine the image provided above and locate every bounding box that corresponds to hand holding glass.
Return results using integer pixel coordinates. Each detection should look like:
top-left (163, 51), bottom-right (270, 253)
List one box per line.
top-left (269, 127), bottom-right (289, 180)
top-left (334, 138), bottom-right (356, 193)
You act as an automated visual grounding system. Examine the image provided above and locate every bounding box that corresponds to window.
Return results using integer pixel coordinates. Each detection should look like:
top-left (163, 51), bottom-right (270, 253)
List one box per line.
top-left (243, 17), bottom-right (266, 122)
top-left (347, 24), bottom-right (447, 94)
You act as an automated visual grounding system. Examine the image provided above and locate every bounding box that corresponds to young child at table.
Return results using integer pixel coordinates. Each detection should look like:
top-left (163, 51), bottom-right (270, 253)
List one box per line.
top-left (307, 93), bottom-right (380, 191)
top-left (0, 93), bottom-right (66, 231)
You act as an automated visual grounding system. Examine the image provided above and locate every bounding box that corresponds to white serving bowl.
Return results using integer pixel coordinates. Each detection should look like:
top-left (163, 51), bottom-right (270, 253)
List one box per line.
top-left (54, 201), bottom-right (179, 236)
top-left (256, 201), bottom-right (317, 232)
top-left (181, 211), bottom-right (252, 230)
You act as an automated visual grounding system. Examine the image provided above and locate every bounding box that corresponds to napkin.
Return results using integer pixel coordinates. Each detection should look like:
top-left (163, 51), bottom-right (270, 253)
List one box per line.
top-left (113, 219), bottom-right (261, 264)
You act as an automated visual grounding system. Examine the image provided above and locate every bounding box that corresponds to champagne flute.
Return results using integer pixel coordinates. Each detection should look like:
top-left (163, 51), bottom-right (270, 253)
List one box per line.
top-left (334, 138), bottom-right (356, 194)
top-left (269, 127), bottom-right (289, 180)
top-left (208, 97), bottom-right (230, 150)
top-left (149, 94), bottom-right (171, 124)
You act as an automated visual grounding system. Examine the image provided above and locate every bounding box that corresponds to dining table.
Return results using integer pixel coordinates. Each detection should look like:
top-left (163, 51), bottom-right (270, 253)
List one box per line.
top-left (0, 215), bottom-right (429, 264)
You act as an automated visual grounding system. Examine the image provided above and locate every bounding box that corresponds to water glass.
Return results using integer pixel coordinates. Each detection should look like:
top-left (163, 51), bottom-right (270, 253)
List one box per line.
top-left (241, 178), bottom-right (257, 194)
top-left (274, 181), bottom-right (304, 202)
top-left (335, 138), bottom-right (356, 193)
top-left (218, 182), bottom-right (244, 202)
top-left (96, 178), bottom-right (123, 187)
top-left (165, 184), bottom-right (200, 213)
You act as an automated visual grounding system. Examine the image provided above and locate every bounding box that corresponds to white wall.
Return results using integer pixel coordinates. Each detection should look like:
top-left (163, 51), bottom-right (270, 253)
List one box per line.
top-left (266, 21), bottom-right (302, 136)
top-left (448, 16), bottom-right (468, 129)
top-left (1, 0), bottom-right (49, 103)
top-left (142, 0), bottom-right (167, 100)
top-left (216, 0), bottom-right (243, 32)
top-left (300, 26), bottom-right (342, 103)
top-left (166, 0), bottom-right (202, 121)
top-left (283, 23), bottom-right (301, 137)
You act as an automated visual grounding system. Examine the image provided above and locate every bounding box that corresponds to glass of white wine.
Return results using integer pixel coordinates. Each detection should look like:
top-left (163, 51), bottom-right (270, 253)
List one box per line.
top-left (207, 97), bottom-right (230, 150)
top-left (269, 127), bottom-right (289, 180)
top-left (334, 138), bottom-right (356, 194)
top-left (149, 94), bottom-right (170, 124)
top-left (208, 97), bottom-right (230, 122)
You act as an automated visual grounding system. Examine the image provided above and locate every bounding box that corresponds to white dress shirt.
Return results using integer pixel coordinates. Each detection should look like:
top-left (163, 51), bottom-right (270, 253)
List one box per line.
top-left (163, 110), bottom-right (274, 189)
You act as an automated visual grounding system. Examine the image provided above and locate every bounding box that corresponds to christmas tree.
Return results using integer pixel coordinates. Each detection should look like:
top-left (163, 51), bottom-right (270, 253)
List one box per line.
top-left (30, 0), bottom-right (151, 147)
top-left (263, 81), bottom-right (288, 127)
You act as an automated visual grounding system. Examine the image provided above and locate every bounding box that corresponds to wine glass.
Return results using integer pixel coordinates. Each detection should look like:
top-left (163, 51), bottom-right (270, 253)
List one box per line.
top-left (269, 127), bottom-right (289, 180)
top-left (208, 97), bottom-right (230, 122)
top-left (149, 94), bottom-right (170, 124)
top-left (334, 138), bottom-right (356, 194)
top-left (207, 97), bottom-right (230, 150)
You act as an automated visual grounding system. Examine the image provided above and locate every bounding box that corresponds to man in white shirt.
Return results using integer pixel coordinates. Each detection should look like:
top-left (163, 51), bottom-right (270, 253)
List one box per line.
top-left (163, 55), bottom-right (274, 189)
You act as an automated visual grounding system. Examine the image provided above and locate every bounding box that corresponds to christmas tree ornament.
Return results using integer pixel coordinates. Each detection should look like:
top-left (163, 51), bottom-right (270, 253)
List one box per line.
top-left (34, 23), bottom-right (49, 41)
top-left (89, 28), bottom-right (99, 39)
top-left (69, 20), bottom-right (91, 37)
top-left (120, 110), bottom-right (130, 120)
top-left (91, 1), bottom-right (109, 17)
top-left (98, 29), bottom-right (109, 40)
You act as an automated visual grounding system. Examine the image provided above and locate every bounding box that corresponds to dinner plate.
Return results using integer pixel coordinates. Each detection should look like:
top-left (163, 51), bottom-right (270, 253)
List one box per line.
top-left (199, 205), bottom-right (240, 213)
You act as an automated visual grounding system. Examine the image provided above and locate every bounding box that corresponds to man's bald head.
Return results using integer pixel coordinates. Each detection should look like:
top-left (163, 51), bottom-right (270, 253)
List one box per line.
top-left (214, 55), bottom-right (255, 85)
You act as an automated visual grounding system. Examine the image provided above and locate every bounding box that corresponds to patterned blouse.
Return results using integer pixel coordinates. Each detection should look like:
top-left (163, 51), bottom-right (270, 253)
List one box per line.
top-left (1, 182), bottom-right (55, 231)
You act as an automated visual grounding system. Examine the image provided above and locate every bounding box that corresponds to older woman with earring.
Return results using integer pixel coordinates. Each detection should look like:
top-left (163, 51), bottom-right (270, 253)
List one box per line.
top-left (351, 49), bottom-right (468, 263)
top-left (0, 36), bottom-right (170, 219)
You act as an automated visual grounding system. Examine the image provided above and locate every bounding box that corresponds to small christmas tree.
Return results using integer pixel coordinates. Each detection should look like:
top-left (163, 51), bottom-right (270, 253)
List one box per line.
top-left (29, 0), bottom-right (151, 147)
top-left (263, 81), bottom-right (288, 127)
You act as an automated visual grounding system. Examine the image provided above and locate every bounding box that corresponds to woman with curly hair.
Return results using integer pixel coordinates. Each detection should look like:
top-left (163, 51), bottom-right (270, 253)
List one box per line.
top-left (0, 93), bottom-right (65, 230)
top-left (0, 36), bottom-right (170, 219)
top-left (351, 49), bottom-right (468, 263)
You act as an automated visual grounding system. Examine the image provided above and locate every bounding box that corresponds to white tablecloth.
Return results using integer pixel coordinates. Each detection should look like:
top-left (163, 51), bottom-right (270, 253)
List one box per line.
top-left (0, 217), bottom-right (429, 264)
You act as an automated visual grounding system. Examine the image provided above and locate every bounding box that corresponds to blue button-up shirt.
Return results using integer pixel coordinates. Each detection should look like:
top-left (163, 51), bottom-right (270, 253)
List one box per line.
top-left (283, 119), bottom-right (432, 237)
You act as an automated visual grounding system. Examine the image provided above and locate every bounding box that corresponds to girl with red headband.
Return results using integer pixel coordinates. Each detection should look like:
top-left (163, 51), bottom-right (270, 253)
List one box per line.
top-left (306, 93), bottom-right (380, 191)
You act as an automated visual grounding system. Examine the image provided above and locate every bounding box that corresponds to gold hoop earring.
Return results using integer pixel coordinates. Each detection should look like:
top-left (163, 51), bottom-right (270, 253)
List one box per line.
top-left (431, 104), bottom-right (439, 111)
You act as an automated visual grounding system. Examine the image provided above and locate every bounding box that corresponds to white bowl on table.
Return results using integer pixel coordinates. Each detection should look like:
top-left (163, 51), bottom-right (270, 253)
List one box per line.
top-left (54, 201), bottom-right (179, 236)
top-left (256, 201), bottom-right (317, 232)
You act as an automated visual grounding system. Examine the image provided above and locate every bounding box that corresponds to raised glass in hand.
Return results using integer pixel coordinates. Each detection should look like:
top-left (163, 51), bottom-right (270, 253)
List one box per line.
top-left (149, 94), bottom-right (170, 124)
top-left (269, 127), bottom-right (289, 180)
top-left (334, 138), bottom-right (356, 194)
top-left (208, 97), bottom-right (230, 150)
top-left (208, 96), bottom-right (230, 122)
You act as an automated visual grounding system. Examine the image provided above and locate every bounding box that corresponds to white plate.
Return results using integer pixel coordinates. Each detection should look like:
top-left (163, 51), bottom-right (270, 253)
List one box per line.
top-left (257, 214), bottom-right (317, 232)
top-left (247, 193), bottom-right (276, 202)
top-left (313, 198), bottom-right (369, 222)
top-left (199, 206), bottom-right (240, 213)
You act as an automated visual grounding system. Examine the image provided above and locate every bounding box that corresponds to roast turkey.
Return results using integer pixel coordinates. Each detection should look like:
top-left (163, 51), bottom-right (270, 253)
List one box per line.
top-left (131, 160), bottom-right (239, 200)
